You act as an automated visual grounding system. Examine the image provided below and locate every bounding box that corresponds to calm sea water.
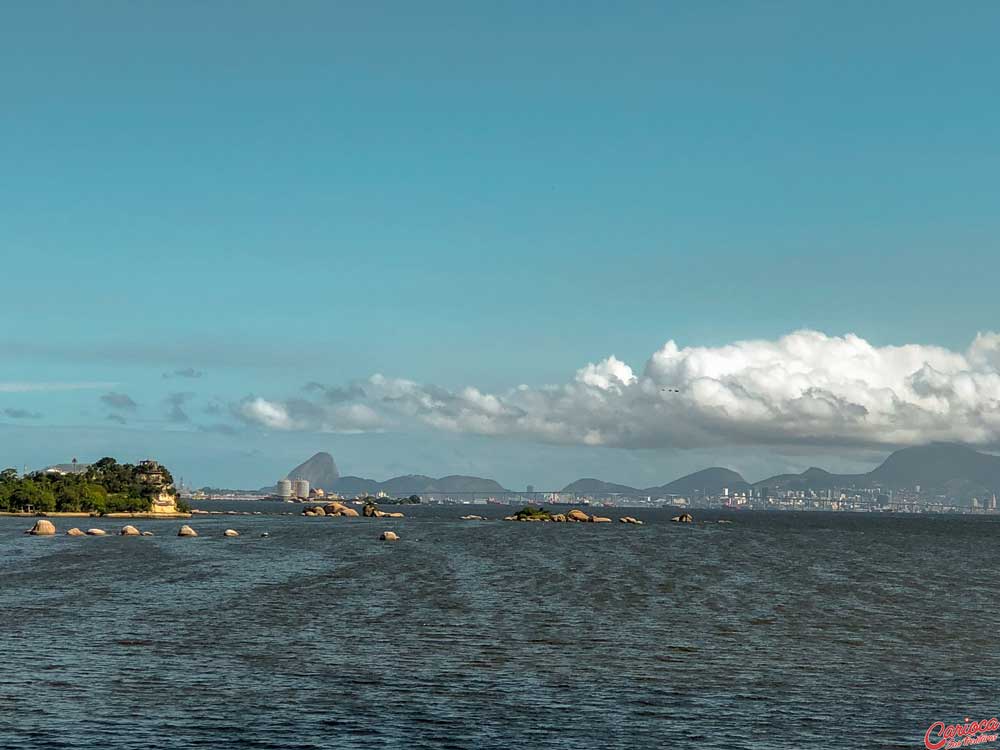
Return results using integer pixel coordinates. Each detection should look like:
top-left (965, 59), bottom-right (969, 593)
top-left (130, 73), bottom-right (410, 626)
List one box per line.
top-left (1, 505), bottom-right (997, 749)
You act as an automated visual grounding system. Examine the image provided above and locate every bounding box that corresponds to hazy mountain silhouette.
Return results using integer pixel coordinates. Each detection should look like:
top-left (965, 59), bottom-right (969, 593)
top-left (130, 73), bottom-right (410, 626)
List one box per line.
top-left (561, 478), bottom-right (642, 495)
top-left (286, 452), bottom-right (341, 491)
top-left (646, 467), bottom-right (750, 496)
top-left (560, 444), bottom-right (1000, 502)
top-left (754, 444), bottom-right (1000, 497)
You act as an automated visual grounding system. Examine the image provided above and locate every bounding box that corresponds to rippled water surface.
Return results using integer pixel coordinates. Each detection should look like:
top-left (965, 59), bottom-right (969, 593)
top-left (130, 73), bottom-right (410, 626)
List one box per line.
top-left (2, 506), bottom-right (998, 749)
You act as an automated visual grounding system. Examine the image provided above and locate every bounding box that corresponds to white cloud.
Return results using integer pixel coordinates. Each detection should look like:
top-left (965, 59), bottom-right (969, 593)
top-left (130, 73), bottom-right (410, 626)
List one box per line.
top-left (364, 329), bottom-right (1000, 450)
top-left (236, 397), bottom-right (299, 430)
top-left (228, 330), bottom-right (1000, 451)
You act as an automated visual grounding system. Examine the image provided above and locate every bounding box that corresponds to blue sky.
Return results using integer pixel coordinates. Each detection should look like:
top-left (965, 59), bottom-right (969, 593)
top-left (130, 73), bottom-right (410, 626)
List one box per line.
top-left (2, 2), bottom-right (999, 489)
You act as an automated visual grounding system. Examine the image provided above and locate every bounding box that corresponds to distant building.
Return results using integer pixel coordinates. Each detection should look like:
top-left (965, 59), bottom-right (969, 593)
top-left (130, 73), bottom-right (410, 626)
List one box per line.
top-left (292, 479), bottom-right (310, 499)
top-left (43, 458), bottom-right (89, 476)
top-left (527, 485), bottom-right (535, 493)
top-left (276, 479), bottom-right (293, 499)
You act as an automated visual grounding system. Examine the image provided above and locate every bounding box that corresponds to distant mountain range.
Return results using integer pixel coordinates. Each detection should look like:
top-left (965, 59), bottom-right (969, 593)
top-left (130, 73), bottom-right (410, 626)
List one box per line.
top-left (275, 453), bottom-right (506, 496)
top-left (559, 444), bottom-right (1000, 503)
top-left (273, 443), bottom-right (1000, 503)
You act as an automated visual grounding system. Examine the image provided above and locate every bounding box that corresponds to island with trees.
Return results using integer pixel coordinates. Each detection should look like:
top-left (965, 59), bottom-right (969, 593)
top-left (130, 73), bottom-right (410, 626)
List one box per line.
top-left (0, 458), bottom-right (190, 518)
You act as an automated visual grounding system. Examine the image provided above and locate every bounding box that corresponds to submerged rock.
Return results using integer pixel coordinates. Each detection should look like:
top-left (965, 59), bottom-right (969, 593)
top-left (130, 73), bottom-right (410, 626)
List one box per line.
top-left (141, 531), bottom-right (154, 536)
top-left (26, 519), bottom-right (56, 536)
top-left (379, 531), bottom-right (400, 541)
top-left (178, 525), bottom-right (198, 537)
top-left (223, 529), bottom-right (240, 537)
top-left (120, 525), bottom-right (141, 536)
top-left (460, 515), bottom-right (485, 521)
top-left (66, 527), bottom-right (85, 537)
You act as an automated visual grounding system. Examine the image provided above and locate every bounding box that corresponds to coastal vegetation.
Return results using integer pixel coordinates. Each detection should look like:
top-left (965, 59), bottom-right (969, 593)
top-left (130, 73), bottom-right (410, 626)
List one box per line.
top-left (512, 505), bottom-right (553, 521)
top-left (0, 458), bottom-right (189, 514)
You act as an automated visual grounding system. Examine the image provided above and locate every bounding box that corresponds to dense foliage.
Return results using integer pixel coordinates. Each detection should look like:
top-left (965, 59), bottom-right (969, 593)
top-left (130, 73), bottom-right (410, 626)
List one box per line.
top-left (513, 505), bottom-right (552, 521)
top-left (359, 494), bottom-right (421, 505)
top-left (0, 458), bottom-right (181, 514)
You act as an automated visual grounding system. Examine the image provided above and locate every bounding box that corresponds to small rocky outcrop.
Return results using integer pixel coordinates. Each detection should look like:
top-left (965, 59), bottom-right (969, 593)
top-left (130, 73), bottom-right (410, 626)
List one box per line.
top-left (379, 531), bottom-right (400, 541)
top-left (86, 528), bottom-right (107, 536)
top-left (566, 509), bottom-right (590, 522)
top-left (311, 506), bottom-right (327, 516)
top-left (66, 527), bottom-right (85, 537)
top-left (26, 519), bottom-right (56, 536)
top-left (120, 525), bottom-right (141, 536)
top-left (551, 513), bottom-right (567, 522)
top-left (363, 504), bottom-right (377, 518)
top-left (324, 502), bottom-right (360, 517)
top-left (671, 513), bottom-right (695, 523)
top-left (619, 516), bottom-right (644, 525)
top-left (223, 529), bottom-right (240, 537)
top-left (178, 525), bottom-right (198, 537)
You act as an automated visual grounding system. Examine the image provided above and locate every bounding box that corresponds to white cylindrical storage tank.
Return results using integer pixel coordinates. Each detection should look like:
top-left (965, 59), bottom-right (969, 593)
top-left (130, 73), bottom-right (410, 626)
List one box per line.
top-left (277, 479), bottom-right (292, 499)
top-left (293, 479), bottom-right (310, 499)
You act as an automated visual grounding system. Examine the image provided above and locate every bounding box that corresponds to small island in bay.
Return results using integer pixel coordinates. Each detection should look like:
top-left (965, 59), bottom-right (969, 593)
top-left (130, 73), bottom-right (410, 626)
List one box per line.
top-left (0, 457), bottom-right (190, 519)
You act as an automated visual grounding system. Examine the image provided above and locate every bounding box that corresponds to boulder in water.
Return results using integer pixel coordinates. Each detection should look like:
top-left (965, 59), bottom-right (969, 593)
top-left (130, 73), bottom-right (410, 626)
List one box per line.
top-left (66, 527), bottom-right (85, 537)
top-left (619, 516), bottom-right (644, 525)
top-left (178, 525), bottom-right (198, 537)
top-left (26, 519), bottom-right (56, 536)
top-left (566, 509), bottom-right (590, 522)
top-left (460, 515), bottom-right (485, 521)
top-left (120, 525), bottom-right (141, 536)
top-left (379, 531), bottom-right (400, 541)
top-left (590, 515), bottom-right (612, 523)
top-left (86, 528), bottom-right (107, 536)
top-left (223, 529), bottom-right (240, 537)
top-left (142, 531), bottom-right (154, 536)
top-left (671, 513), bottom-right (694, 523)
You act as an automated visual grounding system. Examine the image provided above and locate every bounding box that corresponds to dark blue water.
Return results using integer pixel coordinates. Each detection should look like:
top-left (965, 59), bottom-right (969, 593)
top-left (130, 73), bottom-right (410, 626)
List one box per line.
top-left (2, 506), bottom-right (998, 749)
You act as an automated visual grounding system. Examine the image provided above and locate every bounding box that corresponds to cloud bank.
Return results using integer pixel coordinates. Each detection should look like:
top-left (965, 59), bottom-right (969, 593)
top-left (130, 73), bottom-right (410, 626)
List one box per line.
top-left (231, 330), bottom-right (1000, 450)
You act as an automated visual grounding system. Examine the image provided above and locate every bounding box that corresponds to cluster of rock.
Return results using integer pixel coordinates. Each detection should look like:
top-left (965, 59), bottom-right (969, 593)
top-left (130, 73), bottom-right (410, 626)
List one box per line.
top-left (25, 520), bottom-right (246, 538)
top-left (671, 513), bottom-right (695, 523)
top-left (302, 502), bottom-right (360, 518)
top-left (619, 516), bottom-right (644, 525)
top-left (120, 525), bottom-right (155, 536)
top-left (363, 504), bottom-right (404, 519)
top-left (504, 508), bottom-right (615, 523)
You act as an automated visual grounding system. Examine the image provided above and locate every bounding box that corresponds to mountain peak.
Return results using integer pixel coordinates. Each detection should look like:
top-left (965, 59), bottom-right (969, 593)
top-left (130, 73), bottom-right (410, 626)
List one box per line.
top-left (286, 452), bottom-right (341, 491)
